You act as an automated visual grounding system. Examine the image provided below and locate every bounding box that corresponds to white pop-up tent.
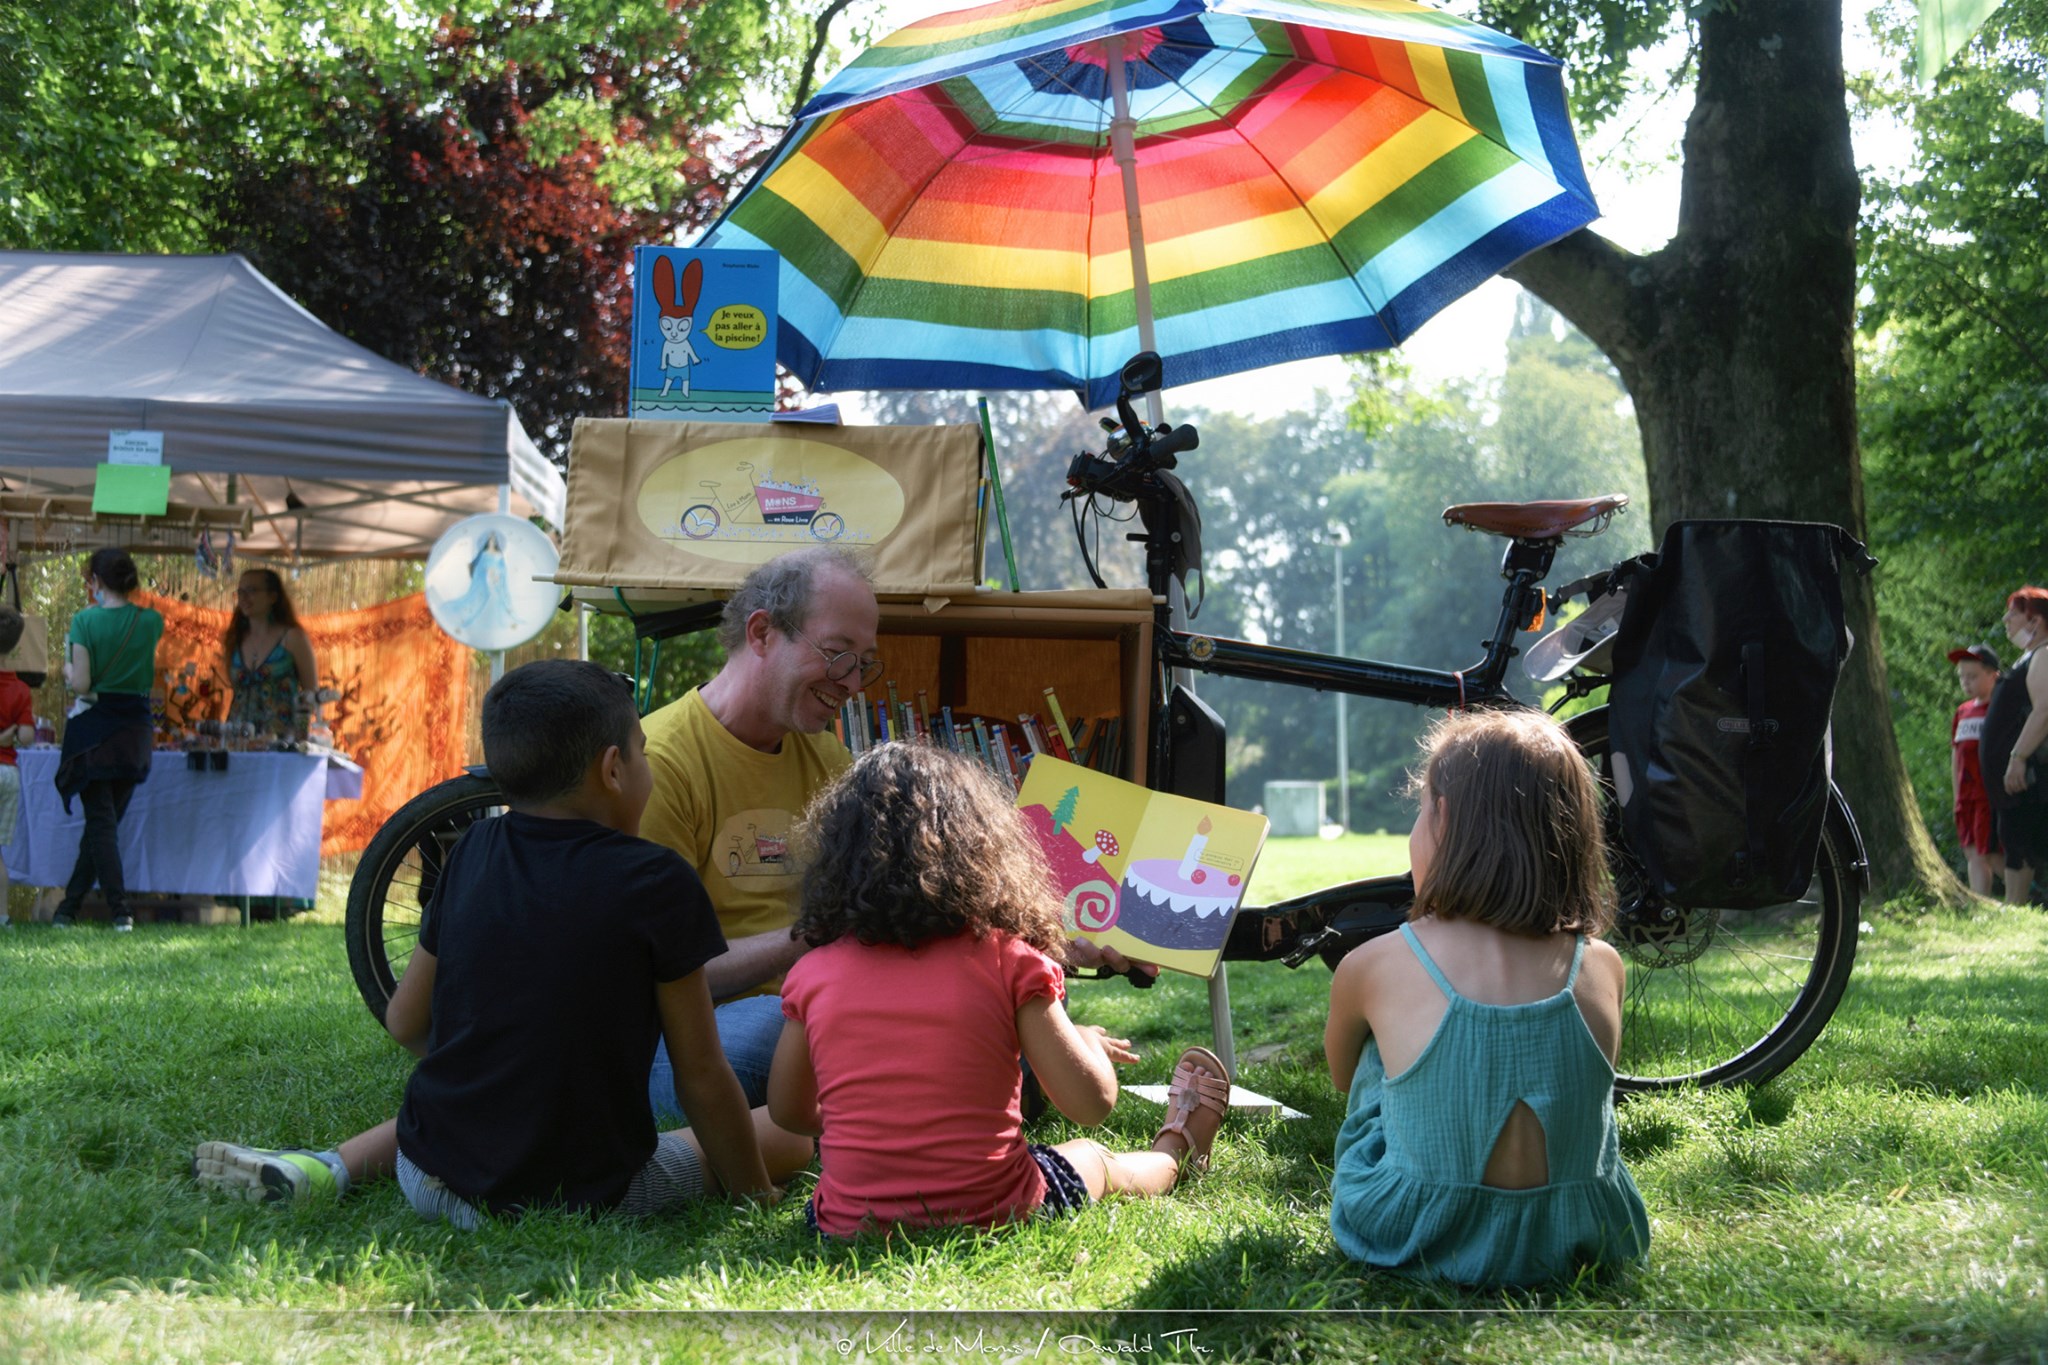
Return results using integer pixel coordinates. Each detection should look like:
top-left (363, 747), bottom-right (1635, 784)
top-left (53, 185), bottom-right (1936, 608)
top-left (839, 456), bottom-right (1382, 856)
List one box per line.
top-left (0, 251), bottom-right (567, 559)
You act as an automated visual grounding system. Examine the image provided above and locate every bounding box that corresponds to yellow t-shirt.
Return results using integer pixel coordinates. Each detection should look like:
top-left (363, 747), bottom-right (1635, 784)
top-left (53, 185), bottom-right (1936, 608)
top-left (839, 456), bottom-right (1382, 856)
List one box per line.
top-left (638, 687), bottom-right (851, 995)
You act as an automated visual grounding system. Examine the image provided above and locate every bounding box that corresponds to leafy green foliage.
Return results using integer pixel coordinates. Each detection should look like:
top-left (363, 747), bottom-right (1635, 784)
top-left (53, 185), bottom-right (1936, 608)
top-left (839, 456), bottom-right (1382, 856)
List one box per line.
top-left (0, 0), bottom-right (268, 251)
top-left (201, 1), bottom-right (818, 459)
top-left (1857, 0), bottom-right (2047, 851)
top-left (0, 0), bottom-right (827, 460)
top-left (1476, 0), bottom-right (1691, 126)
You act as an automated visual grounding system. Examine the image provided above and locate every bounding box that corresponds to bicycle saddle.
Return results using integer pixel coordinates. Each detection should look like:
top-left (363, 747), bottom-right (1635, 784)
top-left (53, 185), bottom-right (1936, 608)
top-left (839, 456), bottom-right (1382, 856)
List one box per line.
top-left (1442, 495), bottom-right (1629, 541)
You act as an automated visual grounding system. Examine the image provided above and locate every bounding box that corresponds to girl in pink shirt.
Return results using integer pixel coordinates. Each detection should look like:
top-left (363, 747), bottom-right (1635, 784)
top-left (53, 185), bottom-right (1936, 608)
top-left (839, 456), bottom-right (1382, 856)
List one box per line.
top-left (769, 744), bottom-right (1229, 1236)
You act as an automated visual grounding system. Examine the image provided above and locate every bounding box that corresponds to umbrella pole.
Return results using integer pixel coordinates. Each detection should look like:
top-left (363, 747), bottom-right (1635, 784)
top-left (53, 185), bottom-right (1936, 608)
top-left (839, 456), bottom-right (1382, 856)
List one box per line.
top-left (1104, 34), bottom-right (1163, 427)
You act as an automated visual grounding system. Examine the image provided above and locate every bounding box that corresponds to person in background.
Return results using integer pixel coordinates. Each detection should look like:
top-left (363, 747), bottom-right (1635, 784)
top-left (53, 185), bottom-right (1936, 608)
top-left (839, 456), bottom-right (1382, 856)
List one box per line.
top-left (56, 547), bottom-right (165, 930)
top-left (1982, 587), bottom-right (2048, 905)
top-left (224, 569), bottom-right (319, 743)
top-left (1946, 644), bottom-right (2004, 897)
top-left (0, 605), bottom-right (36, 927)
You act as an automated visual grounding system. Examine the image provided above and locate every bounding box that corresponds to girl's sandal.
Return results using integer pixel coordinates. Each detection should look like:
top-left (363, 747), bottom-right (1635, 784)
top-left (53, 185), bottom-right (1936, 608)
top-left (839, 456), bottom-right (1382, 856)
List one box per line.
top-left (1152, 1045), bottom-right (1232, 1177)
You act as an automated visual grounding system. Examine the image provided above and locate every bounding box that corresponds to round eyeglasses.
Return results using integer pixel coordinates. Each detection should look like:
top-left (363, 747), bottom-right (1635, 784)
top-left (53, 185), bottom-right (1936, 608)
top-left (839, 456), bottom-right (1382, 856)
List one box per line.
top-left (791, 626), bottom-right (885, 689)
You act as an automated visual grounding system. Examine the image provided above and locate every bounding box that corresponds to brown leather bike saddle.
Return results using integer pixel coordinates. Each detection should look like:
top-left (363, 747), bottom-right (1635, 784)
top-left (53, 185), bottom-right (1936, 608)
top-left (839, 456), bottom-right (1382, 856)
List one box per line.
top-left (1441, 494), bottom-right (1629, 541)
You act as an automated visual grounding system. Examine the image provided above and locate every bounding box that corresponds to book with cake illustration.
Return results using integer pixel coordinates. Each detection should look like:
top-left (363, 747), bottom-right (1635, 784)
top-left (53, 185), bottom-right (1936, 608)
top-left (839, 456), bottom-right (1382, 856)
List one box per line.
top-left (1014, 756), bottom-right (1269, 980)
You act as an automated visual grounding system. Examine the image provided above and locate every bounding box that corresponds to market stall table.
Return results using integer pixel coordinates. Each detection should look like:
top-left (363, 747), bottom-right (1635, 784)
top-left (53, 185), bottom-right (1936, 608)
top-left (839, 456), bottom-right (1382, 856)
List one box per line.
top-left (3, 748), bottom-right (364, 905)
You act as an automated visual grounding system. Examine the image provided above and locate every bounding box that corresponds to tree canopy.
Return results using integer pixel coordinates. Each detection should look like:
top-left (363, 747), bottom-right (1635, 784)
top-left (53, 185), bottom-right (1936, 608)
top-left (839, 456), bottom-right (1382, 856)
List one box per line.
top-left (1857, 0), bottom-right (2048, 855)
top-left (0, 0), bottom-right (828, 457)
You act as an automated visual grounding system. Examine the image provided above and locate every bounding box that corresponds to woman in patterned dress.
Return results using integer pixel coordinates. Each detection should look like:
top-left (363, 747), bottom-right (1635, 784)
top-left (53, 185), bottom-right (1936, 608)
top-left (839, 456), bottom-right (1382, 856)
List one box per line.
top-left (223, 569), bottom-right (319, 743)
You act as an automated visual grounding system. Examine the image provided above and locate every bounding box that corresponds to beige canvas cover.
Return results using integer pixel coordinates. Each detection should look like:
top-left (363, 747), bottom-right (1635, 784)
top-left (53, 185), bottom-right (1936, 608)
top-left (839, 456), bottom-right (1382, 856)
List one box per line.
top-left (555, 419), bottom-right (985, 595)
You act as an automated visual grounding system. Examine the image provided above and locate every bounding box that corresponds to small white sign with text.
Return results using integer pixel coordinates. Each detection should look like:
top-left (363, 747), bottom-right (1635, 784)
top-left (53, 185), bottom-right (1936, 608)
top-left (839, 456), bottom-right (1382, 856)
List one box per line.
top-left (107, 430), bottom-right (165, 465)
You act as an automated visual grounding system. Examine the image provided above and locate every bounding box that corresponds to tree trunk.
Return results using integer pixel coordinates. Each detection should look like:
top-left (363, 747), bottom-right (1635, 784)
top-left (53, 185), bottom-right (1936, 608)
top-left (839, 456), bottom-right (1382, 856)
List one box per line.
top-left (1507, 0), bottom-right (1964, 904)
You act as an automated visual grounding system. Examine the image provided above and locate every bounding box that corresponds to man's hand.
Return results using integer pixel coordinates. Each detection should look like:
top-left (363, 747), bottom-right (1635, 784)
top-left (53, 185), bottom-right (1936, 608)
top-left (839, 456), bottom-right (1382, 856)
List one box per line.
top-left (1065, 936), bottom-right (1160, 981)
top-left (1078, 1024), bottom-right (1140, 1066)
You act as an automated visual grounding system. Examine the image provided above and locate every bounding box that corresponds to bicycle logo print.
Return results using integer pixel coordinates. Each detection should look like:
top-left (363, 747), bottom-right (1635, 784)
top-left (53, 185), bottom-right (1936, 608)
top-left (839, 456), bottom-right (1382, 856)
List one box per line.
top-left (634, 435), bottom-right (907, 563)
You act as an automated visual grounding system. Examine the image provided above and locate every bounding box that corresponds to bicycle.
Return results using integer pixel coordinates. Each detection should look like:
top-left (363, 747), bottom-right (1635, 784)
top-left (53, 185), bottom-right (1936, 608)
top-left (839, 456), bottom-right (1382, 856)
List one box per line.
top-left (347, 353), bottom-right (1867, 1094)
top-left (676, 460), bottom-right (846, 543)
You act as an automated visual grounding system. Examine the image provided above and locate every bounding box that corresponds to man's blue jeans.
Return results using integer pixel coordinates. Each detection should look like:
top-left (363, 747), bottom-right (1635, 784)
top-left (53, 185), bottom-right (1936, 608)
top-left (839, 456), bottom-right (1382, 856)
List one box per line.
top-left (647, 993), bottom-right (785, 1127)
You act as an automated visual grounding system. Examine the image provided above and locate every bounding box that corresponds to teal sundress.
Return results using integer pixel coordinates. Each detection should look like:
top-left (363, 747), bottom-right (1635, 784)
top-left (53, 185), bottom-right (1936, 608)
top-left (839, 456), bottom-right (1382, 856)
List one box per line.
top-left (1329, 924), bottom-right (1650, 1288)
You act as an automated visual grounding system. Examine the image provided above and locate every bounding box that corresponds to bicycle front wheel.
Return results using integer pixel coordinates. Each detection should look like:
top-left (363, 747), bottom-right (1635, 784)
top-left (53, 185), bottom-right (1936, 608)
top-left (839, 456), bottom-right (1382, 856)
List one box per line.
top-left (1568, 709), bottom-right (1862, 1092)
top-left (344, 773), bottom-right (507, 1023)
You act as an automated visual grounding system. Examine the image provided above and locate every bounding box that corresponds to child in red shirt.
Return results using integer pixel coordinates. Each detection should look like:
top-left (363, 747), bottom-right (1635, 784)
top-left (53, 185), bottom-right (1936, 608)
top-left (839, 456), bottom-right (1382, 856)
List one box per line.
top-left (769, 744), bottom-right (1229, 1236)
top-left (1948, 644), bottom-right (2003, 896)
top-left (0, 606), bottom-right (40, 926)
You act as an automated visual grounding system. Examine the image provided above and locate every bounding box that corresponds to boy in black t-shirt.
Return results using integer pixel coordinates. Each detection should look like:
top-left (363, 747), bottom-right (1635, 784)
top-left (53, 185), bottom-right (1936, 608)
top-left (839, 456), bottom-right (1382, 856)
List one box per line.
top-left (196, 661), bottom-right (811, 1221)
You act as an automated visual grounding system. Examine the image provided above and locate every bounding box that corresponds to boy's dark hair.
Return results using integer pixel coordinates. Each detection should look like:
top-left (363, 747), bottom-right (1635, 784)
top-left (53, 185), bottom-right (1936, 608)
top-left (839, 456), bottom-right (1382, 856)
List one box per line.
top-left (481, 660), bottom-right (638, 805)
top-left (85, 547), bottom-right (140, 595)
top-left (0, 605), bottom-right (23, 655)
top-left (717, 547), bottom-right (874, 655)
top-left (1407, 709), bottom-right (1614, 937)
top-left (796, 744), bottom-right (1068, 957)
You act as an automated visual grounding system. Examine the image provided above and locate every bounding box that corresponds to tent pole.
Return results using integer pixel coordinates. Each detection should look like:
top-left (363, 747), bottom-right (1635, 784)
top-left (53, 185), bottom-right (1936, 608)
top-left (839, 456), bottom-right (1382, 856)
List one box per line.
top-left (1104, 32), bottom-right (1163, 427)
top-left (489, 484), bottom-right (511, 683)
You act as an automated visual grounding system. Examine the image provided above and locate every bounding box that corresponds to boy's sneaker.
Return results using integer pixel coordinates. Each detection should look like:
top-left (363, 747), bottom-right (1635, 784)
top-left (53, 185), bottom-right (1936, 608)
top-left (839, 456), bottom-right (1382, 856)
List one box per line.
top-left (112, 913), bottom-right (134, 932)
top-left (191, 1142), bottom-right (340, 1203)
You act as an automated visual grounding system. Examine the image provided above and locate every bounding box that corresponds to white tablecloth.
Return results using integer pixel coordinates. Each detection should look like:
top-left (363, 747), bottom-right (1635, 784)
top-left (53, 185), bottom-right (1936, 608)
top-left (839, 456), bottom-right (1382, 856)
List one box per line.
top-left (3, 749), bottom-right (363, 899)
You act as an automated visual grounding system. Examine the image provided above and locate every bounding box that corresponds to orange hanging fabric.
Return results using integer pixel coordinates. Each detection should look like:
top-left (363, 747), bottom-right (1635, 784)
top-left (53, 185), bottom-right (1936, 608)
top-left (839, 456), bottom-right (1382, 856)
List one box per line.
top-left (141, 591), bottom-right (472, 856)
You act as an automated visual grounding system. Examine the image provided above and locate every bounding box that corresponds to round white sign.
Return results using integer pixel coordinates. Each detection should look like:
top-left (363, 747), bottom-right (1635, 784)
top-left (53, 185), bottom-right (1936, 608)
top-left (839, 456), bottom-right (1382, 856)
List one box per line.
top-left (424, 514), bottom-right (560, 652)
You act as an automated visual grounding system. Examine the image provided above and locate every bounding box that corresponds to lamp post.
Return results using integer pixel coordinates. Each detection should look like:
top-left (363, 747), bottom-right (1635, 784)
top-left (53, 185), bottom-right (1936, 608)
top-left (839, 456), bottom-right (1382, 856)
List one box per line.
top-left (1333, 540), bottom-right (1349, 833)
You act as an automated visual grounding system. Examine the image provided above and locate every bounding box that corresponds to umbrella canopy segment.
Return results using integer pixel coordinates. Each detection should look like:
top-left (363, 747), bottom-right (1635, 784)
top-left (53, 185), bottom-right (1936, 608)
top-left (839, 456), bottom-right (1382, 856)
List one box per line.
top-left (705, 0), bottom-right (1598, 409)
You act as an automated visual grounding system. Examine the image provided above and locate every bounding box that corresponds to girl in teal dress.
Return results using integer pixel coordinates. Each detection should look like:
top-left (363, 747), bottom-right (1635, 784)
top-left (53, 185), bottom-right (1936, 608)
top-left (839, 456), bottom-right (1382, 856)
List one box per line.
top-left (1325, 709), bottom-right (1649, 1288)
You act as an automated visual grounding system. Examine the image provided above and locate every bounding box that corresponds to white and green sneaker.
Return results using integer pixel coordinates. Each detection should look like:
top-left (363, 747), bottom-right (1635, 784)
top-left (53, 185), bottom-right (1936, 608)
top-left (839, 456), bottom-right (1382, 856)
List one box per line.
top-left (191, 1142), bottom-right (341, 1203)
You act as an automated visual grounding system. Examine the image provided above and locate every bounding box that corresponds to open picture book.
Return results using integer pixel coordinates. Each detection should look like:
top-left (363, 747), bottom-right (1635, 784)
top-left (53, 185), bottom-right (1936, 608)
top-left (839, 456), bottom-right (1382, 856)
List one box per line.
top-left (1015, 757), bottom-right (1269, 979)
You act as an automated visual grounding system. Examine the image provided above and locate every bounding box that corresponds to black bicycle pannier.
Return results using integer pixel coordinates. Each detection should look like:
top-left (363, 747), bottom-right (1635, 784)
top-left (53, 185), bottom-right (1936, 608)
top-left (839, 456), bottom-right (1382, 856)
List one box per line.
top-left (1604, 520), bottom-right (1873, 909)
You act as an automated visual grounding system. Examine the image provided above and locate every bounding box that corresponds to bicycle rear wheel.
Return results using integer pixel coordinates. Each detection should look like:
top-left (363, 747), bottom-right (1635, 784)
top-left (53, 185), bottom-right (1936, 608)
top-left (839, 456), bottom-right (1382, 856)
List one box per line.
top-left (344, 772), bottom-right (506, 1023)
top-left (1567, 709), bottom-right (1862, 1092)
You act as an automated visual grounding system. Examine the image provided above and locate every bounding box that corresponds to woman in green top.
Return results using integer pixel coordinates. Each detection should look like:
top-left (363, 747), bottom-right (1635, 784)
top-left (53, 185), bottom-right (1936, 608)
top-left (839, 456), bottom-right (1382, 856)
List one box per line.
top-left (55, 548), bottom-right (164, 930)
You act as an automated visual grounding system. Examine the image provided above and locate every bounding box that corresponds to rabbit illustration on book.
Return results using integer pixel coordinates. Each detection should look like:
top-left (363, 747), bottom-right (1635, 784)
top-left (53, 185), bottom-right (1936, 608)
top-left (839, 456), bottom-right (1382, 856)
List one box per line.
top-left (652, 256), bottom-right (705, 399)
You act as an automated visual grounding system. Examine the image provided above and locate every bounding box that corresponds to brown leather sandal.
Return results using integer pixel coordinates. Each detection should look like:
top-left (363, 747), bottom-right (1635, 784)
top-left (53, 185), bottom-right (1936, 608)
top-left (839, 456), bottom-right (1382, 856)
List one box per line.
top-left (1152, 1045), bottom-right (1232, 1176)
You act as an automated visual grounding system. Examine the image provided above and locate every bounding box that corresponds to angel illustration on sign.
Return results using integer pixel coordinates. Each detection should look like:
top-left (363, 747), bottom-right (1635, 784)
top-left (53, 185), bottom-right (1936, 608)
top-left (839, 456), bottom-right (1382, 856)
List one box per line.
top-left (653, 255), bottom-right (704, 398)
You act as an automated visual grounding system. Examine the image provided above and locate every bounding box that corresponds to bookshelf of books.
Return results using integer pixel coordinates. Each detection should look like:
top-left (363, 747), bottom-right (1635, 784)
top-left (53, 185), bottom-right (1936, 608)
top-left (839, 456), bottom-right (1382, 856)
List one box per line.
top-left (860, 588), bottom-right (1155, 787)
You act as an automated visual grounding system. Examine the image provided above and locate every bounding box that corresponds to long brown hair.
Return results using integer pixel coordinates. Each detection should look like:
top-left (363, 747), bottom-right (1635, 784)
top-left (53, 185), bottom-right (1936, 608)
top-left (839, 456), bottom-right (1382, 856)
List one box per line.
top-left (223, 569), bottom-right (301, 669)
top-left (795, 744), bottom-right (1067, 957)
top-left (1407, 709), bottom-right (1613, 937)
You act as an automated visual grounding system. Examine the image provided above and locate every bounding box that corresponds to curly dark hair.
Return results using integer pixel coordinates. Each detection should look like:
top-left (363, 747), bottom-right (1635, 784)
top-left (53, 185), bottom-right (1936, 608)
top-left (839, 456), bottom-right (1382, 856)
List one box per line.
top-left (796, 744), bottom-right (1068, 957)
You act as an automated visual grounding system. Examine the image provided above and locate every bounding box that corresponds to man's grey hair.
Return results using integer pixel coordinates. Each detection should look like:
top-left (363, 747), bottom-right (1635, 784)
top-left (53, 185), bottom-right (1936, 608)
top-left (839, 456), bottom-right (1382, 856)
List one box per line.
top-left (717, 547), bottom-right (875, 655)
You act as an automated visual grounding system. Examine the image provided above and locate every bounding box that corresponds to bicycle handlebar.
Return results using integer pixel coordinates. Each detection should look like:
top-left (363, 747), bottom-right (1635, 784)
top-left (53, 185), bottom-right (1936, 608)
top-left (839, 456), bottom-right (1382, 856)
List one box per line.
top-left (1064, 419), bottom-right (1199, 503)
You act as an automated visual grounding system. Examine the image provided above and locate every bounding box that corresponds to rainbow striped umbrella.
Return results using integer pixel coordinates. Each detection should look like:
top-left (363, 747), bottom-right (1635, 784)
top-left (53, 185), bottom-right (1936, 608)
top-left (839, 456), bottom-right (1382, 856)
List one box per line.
top-left (702, 0), bottom-right (1598, 409)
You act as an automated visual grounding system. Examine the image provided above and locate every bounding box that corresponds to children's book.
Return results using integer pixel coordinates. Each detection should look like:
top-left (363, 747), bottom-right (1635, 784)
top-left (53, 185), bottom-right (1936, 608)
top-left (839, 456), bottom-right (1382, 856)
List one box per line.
top-left (1015, 757), bottom-right (1268, 980)
top-left (629, 246), bottom-right (778, 420)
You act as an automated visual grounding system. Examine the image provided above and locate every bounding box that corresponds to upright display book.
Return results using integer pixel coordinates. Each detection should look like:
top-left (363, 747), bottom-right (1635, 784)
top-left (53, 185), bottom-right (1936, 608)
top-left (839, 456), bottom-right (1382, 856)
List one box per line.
top-left (1015, 757), bottom-right (1268, 980)
top-left (629, 246), bottom-right (778, 420)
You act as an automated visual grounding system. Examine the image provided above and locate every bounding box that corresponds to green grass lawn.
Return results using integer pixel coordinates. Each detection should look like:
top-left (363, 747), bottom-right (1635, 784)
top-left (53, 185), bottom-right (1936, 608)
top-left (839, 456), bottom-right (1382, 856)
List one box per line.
top-left (1242, 832), bottom-right (1411, 904)
top-left (2, 849), bottom-right (2045, 1361)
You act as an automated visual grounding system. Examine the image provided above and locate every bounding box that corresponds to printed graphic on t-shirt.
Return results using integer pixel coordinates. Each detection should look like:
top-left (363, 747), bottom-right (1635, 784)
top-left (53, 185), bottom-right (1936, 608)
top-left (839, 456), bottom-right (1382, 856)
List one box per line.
top-left (714, 808), bottom-right (798, 879)
top-left (1955, 716), bottom-right (1984, 745)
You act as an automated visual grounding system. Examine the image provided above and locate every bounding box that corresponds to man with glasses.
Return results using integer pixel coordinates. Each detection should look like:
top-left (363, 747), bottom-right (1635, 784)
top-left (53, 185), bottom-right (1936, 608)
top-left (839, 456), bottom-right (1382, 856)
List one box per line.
top-left (638, 547), bottom-right (878, 1122)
